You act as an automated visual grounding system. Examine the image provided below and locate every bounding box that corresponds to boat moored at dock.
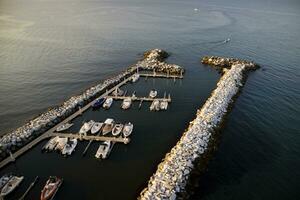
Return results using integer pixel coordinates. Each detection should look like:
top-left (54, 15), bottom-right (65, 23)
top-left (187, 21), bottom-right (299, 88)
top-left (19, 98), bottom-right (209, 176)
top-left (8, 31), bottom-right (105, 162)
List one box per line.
top-left (92, 98), bottom-right (105, 109)
top-left (131, 73), bottom-right (140, 83)
top-left (121, 98), bottom-right (132, 110)
top-left (150, 100), bottom-right (160, 111)
top-left (102, 118), bottom-right (115, 135)
top-left (0, 175), bottom-right (24, 197)
top-left (61, 139), bottom-right (77, 156)
top-left (149, 89), bottom-right (158, 98)
top-left (91, 122), bottom-right (103, 135)
top-left (123, 122), bottom-right (133, 137)
top-left (103, 98), bottom-right (113, 109)
top-left (0, 174), bottom-right (12, 190)
top-left (95, 141), bottom-right (113, 159)
top-left (112, 123), bottom-right (123, 136)
top-left (79, 120), bottom-right (95, 134)
top-left (55, 123), bottom-right (73, 132)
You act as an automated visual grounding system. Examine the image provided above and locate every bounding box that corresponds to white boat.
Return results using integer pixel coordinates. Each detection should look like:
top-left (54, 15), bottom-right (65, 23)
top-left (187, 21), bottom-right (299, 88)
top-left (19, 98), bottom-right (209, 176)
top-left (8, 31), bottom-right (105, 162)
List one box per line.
top-left (0, 175), bottom-right (12, 190)
top-left (112, 123), bottom-right (123, 136)
top-left (0, 176), bottom-right (24, 196)
top-left (123, 122), bottom-right (133, 137)
top-left (112, 88), bottom-right (124, 96)
top-left (55, 137), bottom-right (68, 152)
top-left (160, 100), bottom-right (168, 110)
top-left (79, 120), bottom-right (95, 134)
top-left (95, 141), bottom-right (112, 159)
top-left (131, 74), bottom-right (140, 83)
top-left (149, 89), bottom-right (157, 98)
top-left (91, 122), bottom-right (103, 134)
top-left (61, 139), bottom-right (77, 156)
top-left (121, 98), bottom-right (132, 110)
top-left (45, 136), bottom-right (60, 151)
top-left (102, 118), bottom-right (115, 135)
top-left (150, 100), bottom-right (160, 111)
top-left (56, 123), bottom-right (73, 132)
top-left (103, 98), bottom-right (113, 109)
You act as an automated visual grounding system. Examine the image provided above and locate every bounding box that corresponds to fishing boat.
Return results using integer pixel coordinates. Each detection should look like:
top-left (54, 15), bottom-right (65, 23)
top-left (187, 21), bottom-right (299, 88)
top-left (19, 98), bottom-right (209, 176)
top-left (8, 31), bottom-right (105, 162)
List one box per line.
top-left (61, 139), bottom-right (77, 156)
top-left (56, 123), bottom-right (73, 132)
top-left (131, 74), bottom-right (140, 83)
top-left (91, 122), bottom-right (103, 134)
top-left (102, 118), bottom-right (115, 135)
top-left (123, 122), bottom-right (133, 137)
top-left (103, 97), bottom-right (113, 109)
top-left (121, 98), bottom-right (132, 110)
top-left (160, 100), bottom-right (168, 110)
top-left (92, 98), bottom-right (105, 109)
top-left (150, 100), bottom-right (160, 111)
top-left (40, 176), bottom-right (63, 200)
top-left (112, 123), bottom-right (123, 136)
top-left (149, 89), bottom-right (157, 98)
top-left (0, 175), bottom-right (12, 190)
top-left (95, 141), bottom-right (112, 159)
top-left (0, 176), bottom-right (24, 197)
top-left (55, 137), bottom-right (68, 152)
top-left (79, 120), bottom-right (95, 134)
top-left (112, 88), bottom-right (124, 96)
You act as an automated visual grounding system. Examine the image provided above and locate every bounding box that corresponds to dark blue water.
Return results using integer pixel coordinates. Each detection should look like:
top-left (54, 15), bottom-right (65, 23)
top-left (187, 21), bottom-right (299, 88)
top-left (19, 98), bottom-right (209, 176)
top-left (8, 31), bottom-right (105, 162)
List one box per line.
top-left (0, 0), bottom-right (299, 199)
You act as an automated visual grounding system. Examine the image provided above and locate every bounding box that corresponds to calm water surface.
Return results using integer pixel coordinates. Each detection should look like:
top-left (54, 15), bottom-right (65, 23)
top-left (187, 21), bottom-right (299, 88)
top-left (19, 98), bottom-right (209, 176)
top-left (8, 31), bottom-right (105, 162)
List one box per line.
top-left (0, 0), bottom-right (299, 199)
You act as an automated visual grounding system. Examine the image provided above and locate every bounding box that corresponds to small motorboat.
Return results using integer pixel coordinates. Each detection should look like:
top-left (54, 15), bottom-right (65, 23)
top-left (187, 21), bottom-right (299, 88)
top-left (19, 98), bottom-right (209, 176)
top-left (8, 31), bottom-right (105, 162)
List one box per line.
top-left (102, 118), bottom-right (115, 135)
top-left (40, 176), bottom-right (63, 200)
top-left (149, 89), bottom-right (157, 98)
top-left (112, 123), bottom-right (123, 136)
top-left (121, 98), bottom-right (132, 110)
top-left (91, 122), bottom-right (103, 134)
top-left (150, 100), bottom-right (160, 111)
top-left (112, 88), bottom-right (124, 96)
top-left (45, 136), bottom-right (60, 152)
top-left (103, 98), bottom-right (113, 109)
top-left (95, 141), bottom-right (112, 159)
top-left (79, 120), bottom-right (95, 134)
top-left (123, 122), bottom-right (133, 137)
top-left (55, 137), bottom-right (68, 152)
top-left (61, 139), bottom-right (77, 156)
top-left (225, 38), bottom-right (231, 43)
top-left (131, 74), bottom-right (140, 83)
top-left (92, 98), bottom-right (105, 109)
top-left (56, 123), bottom-right (73, 132)
top-left (0, 174), bottom-right (12, 190)
top-left (160, 100), bottom-right (168, 110)
top-left (0, 176), bottom-right (24, 197)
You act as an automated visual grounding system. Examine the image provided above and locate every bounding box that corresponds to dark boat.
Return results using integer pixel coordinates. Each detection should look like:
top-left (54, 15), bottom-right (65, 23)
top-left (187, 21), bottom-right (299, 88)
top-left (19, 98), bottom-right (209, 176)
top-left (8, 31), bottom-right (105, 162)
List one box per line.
top-left (92, 98), bottom-right (105, 109)
top-left (40, 176), bottom-right (62, 200)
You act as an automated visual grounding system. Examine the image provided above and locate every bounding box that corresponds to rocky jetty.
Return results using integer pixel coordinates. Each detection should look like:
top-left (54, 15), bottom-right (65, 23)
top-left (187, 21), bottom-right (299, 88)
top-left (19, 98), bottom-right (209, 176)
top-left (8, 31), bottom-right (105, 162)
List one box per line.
top-left (139, 59), bottom-right (258, 200)
top-left (202, 56), bottom-right (259, 72)
top-left (0, 49), bottom-right (183, 161)
top-left (136, 49), bottom-right (184, 75)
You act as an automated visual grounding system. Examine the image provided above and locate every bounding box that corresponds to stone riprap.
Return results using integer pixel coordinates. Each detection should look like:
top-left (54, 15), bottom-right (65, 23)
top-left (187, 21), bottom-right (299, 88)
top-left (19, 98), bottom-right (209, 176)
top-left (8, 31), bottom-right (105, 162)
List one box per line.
top-left (139, 59), bottom-right (258, 200)
top-left (0, 49), bottom-right (183, 160)
top-left (136, 49), bottom-right (184, 75)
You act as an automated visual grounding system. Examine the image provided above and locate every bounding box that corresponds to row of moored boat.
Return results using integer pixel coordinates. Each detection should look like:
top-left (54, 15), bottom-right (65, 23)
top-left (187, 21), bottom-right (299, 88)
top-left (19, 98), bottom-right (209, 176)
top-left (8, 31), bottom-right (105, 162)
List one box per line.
top-left (0, 174), bottom-right (62, 200)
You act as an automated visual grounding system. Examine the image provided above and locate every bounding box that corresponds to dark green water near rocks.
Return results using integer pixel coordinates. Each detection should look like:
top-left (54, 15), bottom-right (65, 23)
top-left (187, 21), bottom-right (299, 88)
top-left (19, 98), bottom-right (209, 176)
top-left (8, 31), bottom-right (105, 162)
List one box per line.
top-left (0, 0), bottom-right (299, 199)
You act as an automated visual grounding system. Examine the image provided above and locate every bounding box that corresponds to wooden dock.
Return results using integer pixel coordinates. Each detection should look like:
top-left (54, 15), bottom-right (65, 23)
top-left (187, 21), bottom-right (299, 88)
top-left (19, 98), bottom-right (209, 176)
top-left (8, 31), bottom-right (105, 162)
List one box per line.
top-left (52, 133), bottom-right (130, 144)
top-left (106, 95), bottom-right (172, 102)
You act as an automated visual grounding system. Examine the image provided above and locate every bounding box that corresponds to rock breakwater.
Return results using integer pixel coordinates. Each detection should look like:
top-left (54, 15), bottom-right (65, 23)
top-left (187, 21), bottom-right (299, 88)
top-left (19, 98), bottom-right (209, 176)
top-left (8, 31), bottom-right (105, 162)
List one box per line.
top-left (139, 58), bottom-right (258, 200)
top-left (0, 49), bottom-right (183, 161)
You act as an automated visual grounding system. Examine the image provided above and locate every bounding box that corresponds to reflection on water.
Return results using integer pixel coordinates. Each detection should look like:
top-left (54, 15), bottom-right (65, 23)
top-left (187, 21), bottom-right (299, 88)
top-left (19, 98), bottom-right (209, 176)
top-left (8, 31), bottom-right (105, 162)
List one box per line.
top-left (0, 0), bottom-right (299, 199)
